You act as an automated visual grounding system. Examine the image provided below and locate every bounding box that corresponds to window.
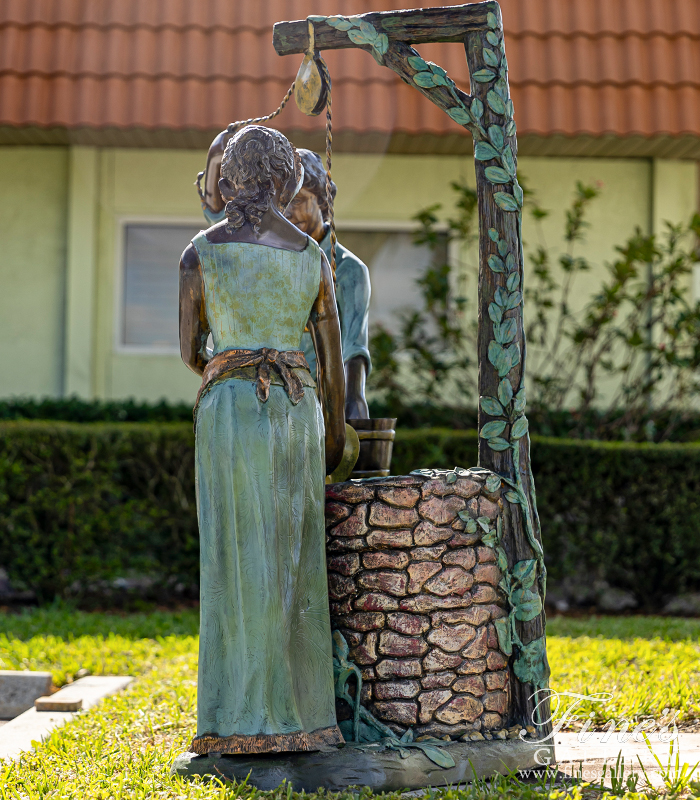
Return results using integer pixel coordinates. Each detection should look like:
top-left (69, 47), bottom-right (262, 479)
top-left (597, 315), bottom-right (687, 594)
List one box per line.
top-left (121, 222), bottom-right (202, 350)
top-left (335, 229), bottom-right (448, 333)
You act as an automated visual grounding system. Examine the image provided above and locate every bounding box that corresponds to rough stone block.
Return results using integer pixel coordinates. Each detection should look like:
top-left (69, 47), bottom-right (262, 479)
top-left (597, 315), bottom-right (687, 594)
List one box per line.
top-left (327, 537), bottom-right (367, 553)
top-left (472, 585), bottom-right (498, 604)
top-left (420, 479), bottom-right (453, 499)
top-left (427, 623), bottom-right (476, 653)
top-left (461, 627), bottom-right (488, 659)
top-left (423, 649), bottom-right (462, 672)
top-left (328, 574), bottom-right (357, 599)
top-left (354, 593), bottom-right (399, 611)
top-left (443, 548), bottom-right (477, 570)
top-left (340, 629), bottom-right (363, 647)
top-left (424, 567), bottom-right (472, 597)
top-left (407, 562), bottom-right (442, 594)
top-left (325, 502), bottom-right (351, 525)
top-left (453, 675), bottom-right (485, 696)
top-left (457, 658), bottom-right (487, 675)
top-left (329, 599), bottom-right (352, 615)
top-left (479, 498), bottom-right (499, 520)
top-left (375, 659), bottom-right (422, 679)
top-left (487, 624), bottom-right (498, 649)
top-left (352, 632), bottom-right (378, 665)
top-left (413, 521), bottom-right (453, 546)
top-left (477, 546), bottom-right (497, 563)
top-left (418, 689), bottom-right (452, 723)
top-left (358, 571), bottom-right (408, 597)
top-left (436, 695), bottom-right (483, 724)
top-left (418, 496), bottom-right (466, 526)
top-left (362, 551), bottom-right (409, 570)
top-left (484, 670), bottom-right (508, 690)
top-left (473, 564), bottom-right (501, 587)
top-left (327, 484), bottom-right (375, 503)
top-left (452, 479), bottom-right (482, 499)
top-left (367, 529), bottom-right (413, 549)
top-left (432, 606), bottom-right (490, 627)
top-left (400, 594), bottom-right (472, 613)
top-left (368, 503), bottom-right (419, 529)
top-left (327, 553), bottom-right (361, 576)
top-left (373, 701), bottom-right (417, 726)
top-left (332, 504), bottom-right (369, 538)
top-left (483, 691), bottom-right (508, 714)
top-left (343, 612), bottom-right (385, 632)
top-left (0, 671), bottom-right (52, 718)
top-left (486, 651), bottom-right (509, 670)
top-left (386, 613), bottom-right (430, 636)
top-left (374, 680), bottom-right (420, 700)
top-left (410, 545), bottom-right (447, 561)
top-left (377, 487), bottom-right (420, 508)
top-left (448, 532), bottom-right (481, 547)
top-left (481, 711), bottom-right (502, 729)
top-left (485, 603), bottom-right (507, 619)
top-left (379, 631), bottom-right (428, 658)
top-left (421, 671), bottom-right (456, 689)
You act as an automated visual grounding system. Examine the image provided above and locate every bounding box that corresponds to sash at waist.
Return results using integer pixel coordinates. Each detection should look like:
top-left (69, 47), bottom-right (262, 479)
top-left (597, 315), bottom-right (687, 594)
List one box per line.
top-left (194, 347), bottom-right (313, 420)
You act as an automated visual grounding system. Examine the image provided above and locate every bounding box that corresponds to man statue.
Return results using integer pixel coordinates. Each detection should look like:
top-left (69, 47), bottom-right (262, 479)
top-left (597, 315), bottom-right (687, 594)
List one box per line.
top-left (199, 135), bottom-right (371, 419)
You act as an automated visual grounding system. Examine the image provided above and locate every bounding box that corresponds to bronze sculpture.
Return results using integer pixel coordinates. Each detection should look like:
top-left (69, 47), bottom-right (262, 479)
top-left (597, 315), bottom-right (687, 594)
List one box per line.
top-left (179, 125), bottom-right (345, 755)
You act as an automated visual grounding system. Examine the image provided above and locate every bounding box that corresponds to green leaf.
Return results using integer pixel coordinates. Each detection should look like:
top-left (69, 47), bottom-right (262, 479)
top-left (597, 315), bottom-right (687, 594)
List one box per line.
top-left (495, 77), bottom-right (508, 100)
top-left (480, 396), bottom-right (504, 416)
top-left (486, 10), bottom-right (499, 29)
top-left (506, 253), bottom-right (516, 271)
top-left (413, 72), bottom-right (436, 88)
top-left (327, 16), bottom-right (354, 31)
top-left (488, 302), bottom-right (503, 324)
top-left (488, 437), bottom-right (510, 451)
top-left (477, 516), bottom-right (491, 532)
top-left (487, 254), bottom-right (505, 273)
top-left (407, 55), bottom-right (428, 71)
top-left (507, 99), bottom-right (515, 118)
top-left (513, 181), bottom-right (524, 207)
top-left (513, 636), bottom-right (550, 688)
top-left (506, 342), bottom-right (521, 370)
top-left (481, 530), bottom-right (497, 547)
top-left (485, 474), bottom-right (501, 493)
top-left (483, 47), bottom-right (499, 67)
top-left (496, 317), bottom-right (517, 344)
top-left (472, 68), bottom-right (496, 83)
top-left (511, 416), bottom-right (529, 439)
top-left (505, 490), bottom-right (520, 504)
top-left (429, 62), bottom-right (446, 76)
top-left (413, 743), bottom-right (456, 769)
top-left (497, 547), bottom-right (508, 572)
top-left (446, 471), bottom-right (458, 484)
top-left (467, 517), bottom-right (479, 534)
top-left (497, 239), bottom-right (508, 256)
top-left (431, 73), bottom-right (448, 86)
top-left (480, 420), bottom-right (506, 439)
top-left (494, 617), bottom-right (512, 656)
top-left (488, 227), bottom-right (499, 242)
top-left (498, 378), bottom-right (513, 407)
top-left (514, 388), bottom-right (526, 414)
top-left (488, 340), bottom-right (512, 377)
top-left (494, 192), bottom-right (520, 212)
top-left (501, 145), bottom-right (516, 177)
top-left (348, 29), bottom-right (371, 45)
top-left (374, 33), bottom-right (389, 54)
top-left (487, 90), bottom-right (506, 115)
top-left (359, 19), bottom-right (378, 40)
top-left (486, 30), bottom-right (500, 47)
top-left (488, 125), bottom-right (504, 149)
top-left (512, 588), bottom-right (543, 621)
top-left (506, 120), bottom-right (516, 137)
top-left (485, 166), bottom-right (511, 184)
top-left (506, 272), bottom-right (520, 291)
top-left (448, 106), bottom-right (472, 126)
top-left (470, 97), bottom-right (484, 120)
top-left (512, 559), bottom-right (538, 590)
top-left (475, 141), bottom-right (499, 161)
top-left (494, 287), bottom-right (509, 308)
top-left (505, 290), bottom-right (522, 310)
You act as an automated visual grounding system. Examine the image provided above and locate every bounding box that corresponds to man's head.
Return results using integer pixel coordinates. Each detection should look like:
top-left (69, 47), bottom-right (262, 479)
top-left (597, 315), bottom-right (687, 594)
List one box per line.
top-left (285, 149), bottom-right (337, 241)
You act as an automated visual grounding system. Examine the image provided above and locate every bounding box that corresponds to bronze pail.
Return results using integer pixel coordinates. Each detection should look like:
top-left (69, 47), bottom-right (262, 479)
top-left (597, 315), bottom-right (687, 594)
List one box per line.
top-left (346, 418), bottom-right (397, 479)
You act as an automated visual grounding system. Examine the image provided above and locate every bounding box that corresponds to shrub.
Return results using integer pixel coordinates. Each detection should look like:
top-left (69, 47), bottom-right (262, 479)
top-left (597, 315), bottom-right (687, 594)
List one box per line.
top-left (2, 422), bottom-right (699, 608)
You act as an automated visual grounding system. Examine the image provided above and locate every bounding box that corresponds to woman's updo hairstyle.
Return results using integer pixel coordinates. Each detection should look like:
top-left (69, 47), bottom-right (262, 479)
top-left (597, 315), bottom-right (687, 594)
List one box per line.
top-left (220, 126), bottom-right (299, 232)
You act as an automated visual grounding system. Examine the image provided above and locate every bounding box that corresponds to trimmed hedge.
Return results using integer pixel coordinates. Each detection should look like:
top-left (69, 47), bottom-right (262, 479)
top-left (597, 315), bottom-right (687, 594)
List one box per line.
top-left (2, 422), bottom-right (699, 607)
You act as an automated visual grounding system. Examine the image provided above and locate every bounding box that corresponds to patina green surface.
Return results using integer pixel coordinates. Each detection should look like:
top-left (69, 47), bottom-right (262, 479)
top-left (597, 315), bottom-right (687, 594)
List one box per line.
top-left (192, 235), bottom-right (338, 742)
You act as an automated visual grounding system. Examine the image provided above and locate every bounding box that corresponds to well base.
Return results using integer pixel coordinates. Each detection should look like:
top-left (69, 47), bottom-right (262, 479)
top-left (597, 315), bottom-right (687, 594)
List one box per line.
top-left (171, 739), bottom-right (555, 792)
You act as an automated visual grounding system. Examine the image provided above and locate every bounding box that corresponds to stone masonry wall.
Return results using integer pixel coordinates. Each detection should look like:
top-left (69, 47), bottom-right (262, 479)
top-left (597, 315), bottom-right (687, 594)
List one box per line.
top-left (325, 471), bottom-right (512, 741)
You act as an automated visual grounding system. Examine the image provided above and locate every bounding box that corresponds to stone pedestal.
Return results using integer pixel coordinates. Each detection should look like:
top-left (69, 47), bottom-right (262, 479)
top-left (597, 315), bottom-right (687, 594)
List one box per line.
top-left (325, 472), bottom-right (515, 740)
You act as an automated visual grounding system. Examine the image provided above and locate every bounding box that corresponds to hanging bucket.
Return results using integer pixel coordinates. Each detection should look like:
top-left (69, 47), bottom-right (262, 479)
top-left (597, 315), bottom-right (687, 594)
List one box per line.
top-left (347, 418), bottom-right (397, 479)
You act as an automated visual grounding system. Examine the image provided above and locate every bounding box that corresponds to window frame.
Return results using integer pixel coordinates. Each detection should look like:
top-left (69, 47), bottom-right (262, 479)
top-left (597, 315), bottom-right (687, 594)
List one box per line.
top-left (114, 215), bottom-right (204, 356)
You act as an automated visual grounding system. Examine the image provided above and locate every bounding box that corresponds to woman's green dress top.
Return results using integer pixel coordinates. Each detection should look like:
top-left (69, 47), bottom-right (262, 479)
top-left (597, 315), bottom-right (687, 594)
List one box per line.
top-left (190, 231), bottom-right (342, 755)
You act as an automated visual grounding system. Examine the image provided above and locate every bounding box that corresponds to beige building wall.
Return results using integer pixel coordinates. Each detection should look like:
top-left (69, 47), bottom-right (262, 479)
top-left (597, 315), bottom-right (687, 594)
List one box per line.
top-left (0, 145), bottom-right (696, 404)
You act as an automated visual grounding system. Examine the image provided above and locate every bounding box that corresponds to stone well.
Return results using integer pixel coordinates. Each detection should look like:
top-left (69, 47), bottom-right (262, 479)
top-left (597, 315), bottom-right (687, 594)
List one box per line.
top-left (325, 471), bottom-right (512, 740)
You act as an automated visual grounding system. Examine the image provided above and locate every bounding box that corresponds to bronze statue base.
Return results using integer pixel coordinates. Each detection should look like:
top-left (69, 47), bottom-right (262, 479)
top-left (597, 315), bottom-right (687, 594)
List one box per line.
top-left (172, 738), bottom-right (555, 791)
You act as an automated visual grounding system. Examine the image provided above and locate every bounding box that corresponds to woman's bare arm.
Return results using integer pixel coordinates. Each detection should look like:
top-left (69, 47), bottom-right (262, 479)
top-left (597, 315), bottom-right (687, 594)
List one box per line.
top-left (201, 130), bottom-right (230, 213)
top-left (308, 251), bottom-right (346, 474)
top-left (179, 244), bottom-right (210, 376)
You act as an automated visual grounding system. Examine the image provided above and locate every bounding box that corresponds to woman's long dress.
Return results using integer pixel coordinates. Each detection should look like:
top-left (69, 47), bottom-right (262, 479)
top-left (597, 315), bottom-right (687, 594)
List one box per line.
top-left (190, 232), bottom-right (342, 755)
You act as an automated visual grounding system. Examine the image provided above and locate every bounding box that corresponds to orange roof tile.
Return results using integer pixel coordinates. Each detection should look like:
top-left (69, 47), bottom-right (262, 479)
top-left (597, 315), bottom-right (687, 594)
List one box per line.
top-left (0, 0), bottom-right (698, 156)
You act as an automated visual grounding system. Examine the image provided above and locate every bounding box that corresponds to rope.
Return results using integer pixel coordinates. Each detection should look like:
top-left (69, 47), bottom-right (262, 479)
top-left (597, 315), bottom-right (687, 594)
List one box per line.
top-left (317, 56), bottom-right (336, 280)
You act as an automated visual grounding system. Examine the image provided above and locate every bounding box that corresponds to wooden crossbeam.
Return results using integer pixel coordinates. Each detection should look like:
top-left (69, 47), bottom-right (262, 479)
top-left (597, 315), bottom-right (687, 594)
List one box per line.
top-left (272, 3), bottom-right (493, 56)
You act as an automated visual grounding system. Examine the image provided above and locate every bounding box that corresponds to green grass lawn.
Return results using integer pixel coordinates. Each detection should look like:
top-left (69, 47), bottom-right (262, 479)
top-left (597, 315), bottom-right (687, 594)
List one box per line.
top-left (1, 608), bottom-right (699, 799)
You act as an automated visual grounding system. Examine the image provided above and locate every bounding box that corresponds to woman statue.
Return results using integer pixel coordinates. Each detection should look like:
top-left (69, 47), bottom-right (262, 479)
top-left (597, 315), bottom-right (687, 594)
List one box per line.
top-left (179, 125), bottom-right (346, 755)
